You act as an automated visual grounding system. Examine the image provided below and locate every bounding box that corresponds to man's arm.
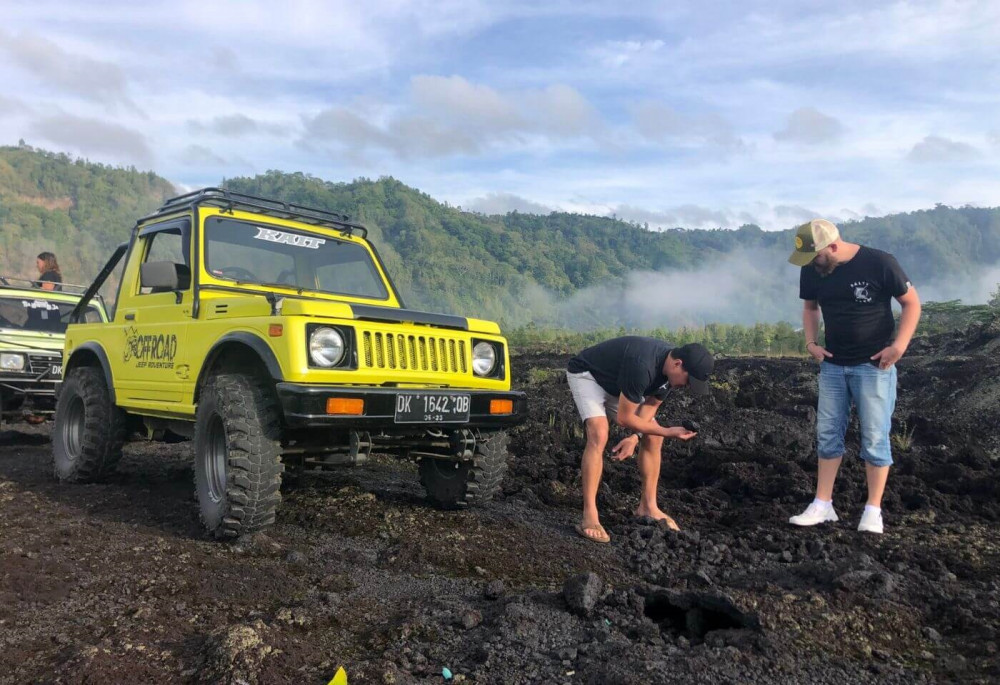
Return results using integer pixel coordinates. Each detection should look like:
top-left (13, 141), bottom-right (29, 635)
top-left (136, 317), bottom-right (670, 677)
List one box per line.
top-left (611, 397), bottom-right (661, 460)
top-left (614, 394), bottom-right (695, 440)
top-left (893, 286), bottom-right (921, 351)
top-left (872, 287), bottom-right (921, 368)
top-left (803, 300), bottom-right (832, 361)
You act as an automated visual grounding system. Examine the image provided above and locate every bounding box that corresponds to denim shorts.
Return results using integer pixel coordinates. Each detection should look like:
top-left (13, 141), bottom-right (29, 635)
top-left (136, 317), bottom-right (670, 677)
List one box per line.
top-left (817, 361), bottom-right (897, 467)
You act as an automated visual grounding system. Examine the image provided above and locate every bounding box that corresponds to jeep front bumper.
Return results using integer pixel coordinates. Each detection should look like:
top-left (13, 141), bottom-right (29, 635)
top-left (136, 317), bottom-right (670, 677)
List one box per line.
top-left (276, 383), bottom-right (527, 429)
top-left (0, 368), bottom-right (62, 417)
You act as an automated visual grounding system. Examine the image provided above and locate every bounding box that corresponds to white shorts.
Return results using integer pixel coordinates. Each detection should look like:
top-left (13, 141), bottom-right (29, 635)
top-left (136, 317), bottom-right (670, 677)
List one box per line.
top-left (566, 370), bottom-right (621, 421)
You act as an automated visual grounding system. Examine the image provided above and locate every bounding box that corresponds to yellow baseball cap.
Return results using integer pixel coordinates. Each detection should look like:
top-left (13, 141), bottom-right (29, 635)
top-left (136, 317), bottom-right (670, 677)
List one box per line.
top-left (788, 219), bottom-right (840, 266)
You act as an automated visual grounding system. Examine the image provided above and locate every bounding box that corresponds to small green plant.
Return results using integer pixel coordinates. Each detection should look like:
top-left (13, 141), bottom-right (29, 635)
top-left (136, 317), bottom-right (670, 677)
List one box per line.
top-left (528, 367), bottom-right (562, 384)
top-left (891, 421), bottom-right (916, 452)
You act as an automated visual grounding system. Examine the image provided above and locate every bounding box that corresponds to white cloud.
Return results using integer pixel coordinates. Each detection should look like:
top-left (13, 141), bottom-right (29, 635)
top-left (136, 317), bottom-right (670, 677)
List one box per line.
top-left (187, 114), bottom-right (288, 138)
top-left (28, 114), bottom-right (152, 166)
top-left (907, 135), bottom-right (980, 163)
top-left (0, 95), bottom-right (32, 118)
top-left (774, 107), bottom-right (844, 144)
top-left (0, 30), bottom-right (136, 110)
top-left (465, 192), bottom-right (554, 215)
top-left (611, 204), bottom-right (731, 229)
top-left (593, 39), bottom-right (665, 68)
top-left (300, 75), bottom-right (602, 160)
top-left (631, 101), bottom-right (746, 151)
top-left (411, 75), bottom-right (523, 134)
top-left (178, 144), bottom-right (227, 166)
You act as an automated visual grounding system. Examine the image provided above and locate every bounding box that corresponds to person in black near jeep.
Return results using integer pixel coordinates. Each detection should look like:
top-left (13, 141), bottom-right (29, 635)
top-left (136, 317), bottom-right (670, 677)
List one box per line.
top-left (565, 337), bottom-right (714, 543)
top-left (35, 252), bottom-right (63, 292)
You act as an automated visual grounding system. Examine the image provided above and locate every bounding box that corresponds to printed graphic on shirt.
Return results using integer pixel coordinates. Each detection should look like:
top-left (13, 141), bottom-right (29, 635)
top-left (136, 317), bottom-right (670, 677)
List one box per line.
top-left (851, 281), bottom-right (873, 304)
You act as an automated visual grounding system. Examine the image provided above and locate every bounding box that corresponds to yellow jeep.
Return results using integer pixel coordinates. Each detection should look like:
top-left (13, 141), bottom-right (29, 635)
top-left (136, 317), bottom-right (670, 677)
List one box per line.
top-left (54, 188), bottom-right (526, 538)
top-left (0, 277), bottom-right (107, 426)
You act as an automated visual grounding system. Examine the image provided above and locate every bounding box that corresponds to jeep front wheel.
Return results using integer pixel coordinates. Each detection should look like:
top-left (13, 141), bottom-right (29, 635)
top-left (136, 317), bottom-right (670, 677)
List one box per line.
top-left (53, 366), bottom-right (127, 482)
top-left (194, 374), bottom-right (283, 539)
top-left (418, 431), bottom-right (508, 509)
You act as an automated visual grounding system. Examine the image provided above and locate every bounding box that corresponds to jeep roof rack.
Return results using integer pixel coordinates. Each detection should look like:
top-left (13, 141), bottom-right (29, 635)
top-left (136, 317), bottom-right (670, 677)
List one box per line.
top-left (0, 276), bottom-right (92, 296)
top-left (145, 187), bottom-right (369, 238)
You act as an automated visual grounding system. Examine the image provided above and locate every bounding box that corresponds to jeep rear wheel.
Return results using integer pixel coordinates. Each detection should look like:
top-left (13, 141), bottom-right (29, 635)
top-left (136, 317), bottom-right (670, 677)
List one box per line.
top-left (418, 431), bottom-right (508, 509)
top-left (53, 366), bottom-right (127, 482)
top-left (194, 374), bottom-right (283, 539)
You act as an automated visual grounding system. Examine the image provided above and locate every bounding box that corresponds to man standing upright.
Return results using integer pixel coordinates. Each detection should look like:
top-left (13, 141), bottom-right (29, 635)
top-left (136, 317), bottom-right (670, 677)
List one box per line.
top-left (566, 337), bottom-right (714, 543)
top-left (788, 219), bottom-right (921, 534)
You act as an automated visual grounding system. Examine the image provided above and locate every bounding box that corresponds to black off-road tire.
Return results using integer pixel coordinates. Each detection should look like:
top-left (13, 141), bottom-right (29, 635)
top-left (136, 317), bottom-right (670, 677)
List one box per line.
top-left (53, 366), bottom-right (128, 482)
top-left (418, 431), bottom-right (508, 509)
top-left (194, 374), bottom-right (284, 540)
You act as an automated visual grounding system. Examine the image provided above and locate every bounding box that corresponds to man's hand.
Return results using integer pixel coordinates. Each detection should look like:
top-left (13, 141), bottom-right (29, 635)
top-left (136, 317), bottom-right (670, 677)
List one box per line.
top-left (807, 342), bottom-right (833, 362)
top-left (871, 343), bottom-right (904, 370)
top-left (664, 426), bottom-right (697, 441)
top-left (611, 434), bottom-right (640, 460)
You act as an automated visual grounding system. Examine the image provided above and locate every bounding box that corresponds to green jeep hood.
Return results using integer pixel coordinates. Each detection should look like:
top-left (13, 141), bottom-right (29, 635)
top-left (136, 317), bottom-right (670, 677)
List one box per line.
top-left (0, 327), bottom-right (64, 354)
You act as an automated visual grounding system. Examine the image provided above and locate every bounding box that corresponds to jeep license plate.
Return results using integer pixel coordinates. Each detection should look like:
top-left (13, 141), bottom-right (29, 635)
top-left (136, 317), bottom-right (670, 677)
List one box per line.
top-left (394, 393), bottom-right (470, 423)
top-left (51, 365), bottom-right (62, 377)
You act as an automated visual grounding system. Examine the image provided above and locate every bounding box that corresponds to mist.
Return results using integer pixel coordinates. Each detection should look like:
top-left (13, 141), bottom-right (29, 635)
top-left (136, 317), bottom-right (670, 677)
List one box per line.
top-left (511, 252), bottom-right (1000, 331)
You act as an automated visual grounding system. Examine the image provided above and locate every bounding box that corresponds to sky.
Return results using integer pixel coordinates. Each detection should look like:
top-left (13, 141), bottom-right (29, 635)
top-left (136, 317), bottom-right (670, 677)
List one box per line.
top-left (1, 0), bottom-right (998, 230)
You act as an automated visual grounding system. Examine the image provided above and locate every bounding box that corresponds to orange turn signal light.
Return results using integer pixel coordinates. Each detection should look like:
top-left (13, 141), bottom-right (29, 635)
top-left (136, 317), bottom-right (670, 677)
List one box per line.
top-left (489, 399), bottom-right (514, 415)
top-left (268, 324), bottom-right (283, 337)
top-left (326, 398), bottom-right (364, 415)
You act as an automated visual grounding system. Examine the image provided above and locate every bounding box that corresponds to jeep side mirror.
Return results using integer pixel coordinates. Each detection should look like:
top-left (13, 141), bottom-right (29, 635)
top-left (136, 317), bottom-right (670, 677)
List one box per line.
top-left (140, 262), bottom-right (180, 291)
top-left (140, 262), bottom-right (191, 294)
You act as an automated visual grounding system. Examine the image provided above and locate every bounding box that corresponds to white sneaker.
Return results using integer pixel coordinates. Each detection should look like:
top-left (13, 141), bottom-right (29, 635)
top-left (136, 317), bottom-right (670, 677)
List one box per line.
top-left (789, 501), bottom-right (839, 527)
top-left (858, 507), bottom-right (884, 534)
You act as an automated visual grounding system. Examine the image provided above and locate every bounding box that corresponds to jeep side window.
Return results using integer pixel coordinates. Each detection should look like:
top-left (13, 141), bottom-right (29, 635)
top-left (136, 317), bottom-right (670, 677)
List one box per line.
top-left (139, 230), bottom-right (190, 295)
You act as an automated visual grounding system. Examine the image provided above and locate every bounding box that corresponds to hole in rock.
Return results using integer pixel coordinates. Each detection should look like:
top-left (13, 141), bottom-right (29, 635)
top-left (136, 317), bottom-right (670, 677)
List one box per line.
top-left (643, 590), bottom-right (759, 642)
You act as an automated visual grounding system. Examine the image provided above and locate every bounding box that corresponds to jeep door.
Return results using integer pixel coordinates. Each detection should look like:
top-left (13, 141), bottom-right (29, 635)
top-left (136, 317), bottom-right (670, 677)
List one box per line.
top-left (115, 221), bottom-right (192, 408)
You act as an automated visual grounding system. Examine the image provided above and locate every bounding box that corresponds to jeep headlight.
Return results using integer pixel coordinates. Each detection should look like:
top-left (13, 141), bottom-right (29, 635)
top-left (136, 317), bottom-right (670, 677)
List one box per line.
top-left (309, 327), bottom-right (346, 368)
top-left (472, 342), bottom-right (497, 377)
top-left (0, 353), bottom-right (26, 372)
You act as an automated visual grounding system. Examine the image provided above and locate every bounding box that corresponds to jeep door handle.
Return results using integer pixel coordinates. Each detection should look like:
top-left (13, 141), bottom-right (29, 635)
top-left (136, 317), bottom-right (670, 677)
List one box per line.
top-left (124, 312), bottom-right (135, 321)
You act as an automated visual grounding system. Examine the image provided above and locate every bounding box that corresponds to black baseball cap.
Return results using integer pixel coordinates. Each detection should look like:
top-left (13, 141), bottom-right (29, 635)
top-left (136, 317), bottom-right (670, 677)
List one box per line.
top-left (672, 343), bottom-right (714, 396)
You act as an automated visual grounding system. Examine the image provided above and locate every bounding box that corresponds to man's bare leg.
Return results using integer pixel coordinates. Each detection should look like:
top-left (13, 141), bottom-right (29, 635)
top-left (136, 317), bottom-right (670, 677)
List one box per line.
top-left (865, 463), bottom-right (890, 507)
top-left (633, 436), bottom-right (679, 530)
top-left (816, 456), bottom-right (843, 501)
top-left (580, 417), bottom-right (609, 540)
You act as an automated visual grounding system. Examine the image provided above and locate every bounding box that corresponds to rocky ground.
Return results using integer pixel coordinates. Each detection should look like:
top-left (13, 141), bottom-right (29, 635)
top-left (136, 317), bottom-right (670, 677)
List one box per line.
top-left (1, 318), bottom-right (998, 684)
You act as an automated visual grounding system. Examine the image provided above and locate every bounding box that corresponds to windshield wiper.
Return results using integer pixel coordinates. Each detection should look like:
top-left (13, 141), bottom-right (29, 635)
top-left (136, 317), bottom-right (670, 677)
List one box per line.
top-left (232, 280), bottom-right (309, 296)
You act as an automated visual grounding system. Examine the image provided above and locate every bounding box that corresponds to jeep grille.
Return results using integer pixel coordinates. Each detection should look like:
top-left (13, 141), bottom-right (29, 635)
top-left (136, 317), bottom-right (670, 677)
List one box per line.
top-left (28, 353), bottom-right (61, 374)
top-left (361, 332), bottom-right (468, 373)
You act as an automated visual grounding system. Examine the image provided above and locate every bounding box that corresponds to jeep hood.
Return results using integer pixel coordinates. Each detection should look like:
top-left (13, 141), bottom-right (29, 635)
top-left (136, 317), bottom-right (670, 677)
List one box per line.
top-left (0, 328), bottom-right (64, 353)
top-left (279, 300), bottom-right (501, 335)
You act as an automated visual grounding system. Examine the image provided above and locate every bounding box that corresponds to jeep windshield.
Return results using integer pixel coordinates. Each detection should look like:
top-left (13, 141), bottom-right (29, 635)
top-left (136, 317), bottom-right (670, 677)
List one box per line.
top-left (204, 217), bottom-right (390, 300)
top-left (0, 297), bottom-right (102, 334)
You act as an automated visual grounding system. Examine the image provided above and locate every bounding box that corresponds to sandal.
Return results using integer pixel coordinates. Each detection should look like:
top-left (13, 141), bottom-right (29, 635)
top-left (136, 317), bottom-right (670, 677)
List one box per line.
top-left (575, 523), bottom-right (611, 544)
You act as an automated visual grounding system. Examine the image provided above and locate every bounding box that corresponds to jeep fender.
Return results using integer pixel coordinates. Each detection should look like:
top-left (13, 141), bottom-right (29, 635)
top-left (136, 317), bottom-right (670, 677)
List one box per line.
top-left (194, 333), bottom-right (284, 400)
top-left (65, 343), bottom-right (117, 404)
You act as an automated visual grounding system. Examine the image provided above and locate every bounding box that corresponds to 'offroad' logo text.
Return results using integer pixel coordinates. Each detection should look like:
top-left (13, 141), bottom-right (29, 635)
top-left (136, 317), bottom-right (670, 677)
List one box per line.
top-left (124, 326), bottom-right (178, 369)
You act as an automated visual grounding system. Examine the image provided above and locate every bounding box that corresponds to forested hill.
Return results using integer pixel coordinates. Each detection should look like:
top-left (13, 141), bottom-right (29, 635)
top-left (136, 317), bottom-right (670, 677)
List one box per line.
top-left (224, 172), bottom-right (1000, 327)
top-left (2, 145), bottom-right (999, 328)
top-left (0, 145), bottom-right (174, 288)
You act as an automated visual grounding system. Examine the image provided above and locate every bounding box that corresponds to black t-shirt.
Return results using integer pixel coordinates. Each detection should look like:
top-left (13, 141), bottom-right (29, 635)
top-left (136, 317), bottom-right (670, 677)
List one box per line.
top-left (567, 336), bottom-right (673, 403)
top-left (36, 270), bottom-right (63, 291)
top-left (799, 246), bottom-right (911, 366)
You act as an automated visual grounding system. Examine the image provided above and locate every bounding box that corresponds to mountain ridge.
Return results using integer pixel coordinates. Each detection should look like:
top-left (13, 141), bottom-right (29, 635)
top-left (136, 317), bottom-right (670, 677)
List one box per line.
top-left (2, 144), bottom-right (998, 327)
